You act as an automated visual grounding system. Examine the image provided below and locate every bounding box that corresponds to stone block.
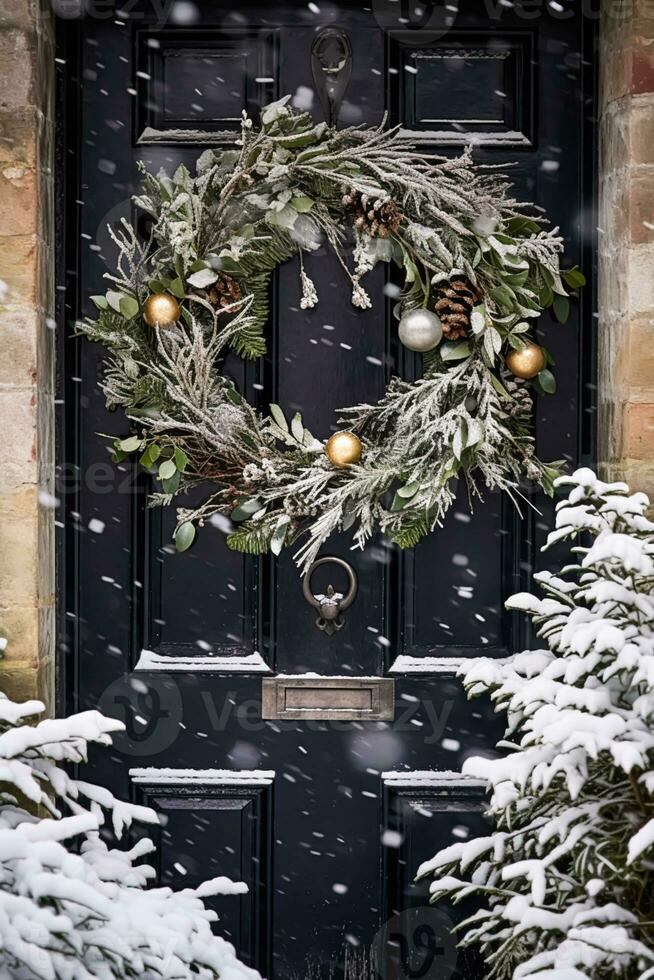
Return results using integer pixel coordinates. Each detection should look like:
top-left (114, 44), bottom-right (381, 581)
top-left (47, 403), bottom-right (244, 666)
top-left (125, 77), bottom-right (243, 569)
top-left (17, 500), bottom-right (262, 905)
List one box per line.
top-left (626, 315), bottom-right (654, 397)
top-left (0, 309), bottom-right (38, 387)
top-left (0, 161), bottom-right (38, 237)
top-left (0, 0), bottom-right (37, 33)
top-left (0, 30), bottom-right (37, 112)
top-left (627, 244), bottom-right (654, 313)
top-left (0, 488), bottom-right (38, 605)
top-left (0, 603), bottom-right (38, 667)
top-left (629, 168), bottom-right (654, 243)
top-left (629, 95), bottom-right (654, 163)
top-left (0, 389), bottom-right (37, 487)
top-left (623, 401), bottom-right (654, 459)
top-left (0, 233), bottom-right (39, 306)
top-left (0, 665), bottom-right (41, 703)
top-left (0, 107), bottom-right (39, 167)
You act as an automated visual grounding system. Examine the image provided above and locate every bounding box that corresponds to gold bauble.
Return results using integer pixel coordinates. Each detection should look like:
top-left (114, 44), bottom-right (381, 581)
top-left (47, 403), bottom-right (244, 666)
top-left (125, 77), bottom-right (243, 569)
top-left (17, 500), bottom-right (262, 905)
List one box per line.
top-left (506, 342), bottom-right (546, 380)
top-left (325, 431), bottom-right (363, 468)
top-left (143, 292), bottom-right (181, 329)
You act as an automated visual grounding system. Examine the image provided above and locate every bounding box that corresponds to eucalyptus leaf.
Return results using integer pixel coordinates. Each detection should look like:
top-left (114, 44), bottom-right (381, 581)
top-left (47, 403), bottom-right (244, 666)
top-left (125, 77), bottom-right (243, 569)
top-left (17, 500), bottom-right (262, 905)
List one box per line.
top-left (290, 413), bottom-right (304, 442)
top-left (291, 196), bottom-right (314, 213)
top-left (269, 404), bottom-right (289, 432)
top-left (187, 268), bottom-right (219, 289)
top-left (169, 277), bottom-right (185, 299)
top-left (175, 522), bottom-right (196, 553)
top-left (90, 295), bottom-right (108, 310)
top-left (231, 498), bottom-right (263, 522)
top-left (270, 516), bottom-right (290, 556)
top-left (441, 341), bottom-right (471, 361)
top-left (119, 295), bottom-right (139, 320)
top-left (552, 293), bottom-right (570, 324)
top-left (158, 459), bottom-right (177, 480)
top-left (538, 368), bottom-right (557, 394)
top-left (119, 436), bottom-right (141, 453)
top-left (397, 482), bottom-right (420, 499)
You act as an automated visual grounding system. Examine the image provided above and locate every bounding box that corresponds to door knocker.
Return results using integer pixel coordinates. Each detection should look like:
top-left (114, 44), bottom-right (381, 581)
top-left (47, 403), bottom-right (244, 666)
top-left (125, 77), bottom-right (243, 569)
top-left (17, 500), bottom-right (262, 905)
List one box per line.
top-left (310, 26), bottom-right (353, 128)
top-left (302, 556), bottom-right (358, 635)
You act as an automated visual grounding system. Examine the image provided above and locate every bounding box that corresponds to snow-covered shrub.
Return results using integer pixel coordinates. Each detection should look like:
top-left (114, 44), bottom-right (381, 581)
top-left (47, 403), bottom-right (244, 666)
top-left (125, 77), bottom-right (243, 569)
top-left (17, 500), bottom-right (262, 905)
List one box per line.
top-left (0, 679), bottom-right (260, 979)
top-left (419, 468), bottom-right (654, 979)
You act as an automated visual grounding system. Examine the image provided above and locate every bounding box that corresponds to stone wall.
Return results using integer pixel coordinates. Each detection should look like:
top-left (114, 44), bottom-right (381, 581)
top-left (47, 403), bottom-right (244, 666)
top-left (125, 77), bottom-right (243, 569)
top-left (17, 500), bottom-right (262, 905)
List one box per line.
top-left (599, 3), bottom-right (654, 495)
top-left (0, 0), bottom-right (55, 706)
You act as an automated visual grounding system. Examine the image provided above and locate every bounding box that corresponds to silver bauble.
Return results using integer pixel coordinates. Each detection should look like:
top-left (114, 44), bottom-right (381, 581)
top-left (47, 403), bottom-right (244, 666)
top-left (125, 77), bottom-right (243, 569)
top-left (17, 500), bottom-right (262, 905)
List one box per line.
top-left (398, 308), bottom-right (443, 352)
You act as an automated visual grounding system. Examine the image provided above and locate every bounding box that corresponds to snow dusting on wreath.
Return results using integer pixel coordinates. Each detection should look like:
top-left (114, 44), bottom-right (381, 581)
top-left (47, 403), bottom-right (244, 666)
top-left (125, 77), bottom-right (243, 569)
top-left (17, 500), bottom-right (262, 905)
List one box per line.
top-left (80, 96), bottom-right (584, 572)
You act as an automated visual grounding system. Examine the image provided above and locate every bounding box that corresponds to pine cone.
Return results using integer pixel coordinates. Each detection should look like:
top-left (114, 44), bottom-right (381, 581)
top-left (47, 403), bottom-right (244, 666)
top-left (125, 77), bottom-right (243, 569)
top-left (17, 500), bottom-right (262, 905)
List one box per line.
top-left (342, 189), bottom-right (402, 239)
top-left (432, 275), bottom-right (481, 340)
top-left (506, 378), bottom-right (534, 417)
top-left (207, 272), bottom-right (243, 310)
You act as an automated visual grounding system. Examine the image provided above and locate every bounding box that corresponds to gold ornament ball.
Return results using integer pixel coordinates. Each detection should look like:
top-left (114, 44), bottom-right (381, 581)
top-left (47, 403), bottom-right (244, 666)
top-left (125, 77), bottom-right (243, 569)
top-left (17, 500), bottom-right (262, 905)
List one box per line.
top-left (143, 292), bottom-right (181, 329)
top-left (325, 431), bottom-right (363, 468)
top-left (506, 342), bottom-right (546, 380)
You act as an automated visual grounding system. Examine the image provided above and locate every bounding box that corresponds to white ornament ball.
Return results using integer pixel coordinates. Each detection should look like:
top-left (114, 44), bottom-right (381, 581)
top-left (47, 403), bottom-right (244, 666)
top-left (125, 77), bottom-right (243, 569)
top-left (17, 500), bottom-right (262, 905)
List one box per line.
top-left (398, 308), bottom-right (443, 352)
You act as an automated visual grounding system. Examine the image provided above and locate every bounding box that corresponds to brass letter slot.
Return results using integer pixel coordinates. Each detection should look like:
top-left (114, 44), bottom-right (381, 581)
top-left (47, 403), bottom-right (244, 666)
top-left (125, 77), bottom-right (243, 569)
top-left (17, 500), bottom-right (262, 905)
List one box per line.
top-left (262, 677), bottom-right (395, 721)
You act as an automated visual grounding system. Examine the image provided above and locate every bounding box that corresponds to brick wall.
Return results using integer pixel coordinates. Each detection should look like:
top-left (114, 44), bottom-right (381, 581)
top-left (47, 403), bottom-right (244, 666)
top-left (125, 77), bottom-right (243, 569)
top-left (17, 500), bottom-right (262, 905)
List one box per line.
top-left (0, 0), bottom-right (55, 706)
top-left (599, 3), bottom-right (654, 495)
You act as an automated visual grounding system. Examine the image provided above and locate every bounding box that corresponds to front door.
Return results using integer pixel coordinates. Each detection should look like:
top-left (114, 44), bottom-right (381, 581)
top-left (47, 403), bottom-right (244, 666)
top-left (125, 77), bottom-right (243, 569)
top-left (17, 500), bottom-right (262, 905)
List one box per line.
top-left (56, 3), bottom-right (595, 978)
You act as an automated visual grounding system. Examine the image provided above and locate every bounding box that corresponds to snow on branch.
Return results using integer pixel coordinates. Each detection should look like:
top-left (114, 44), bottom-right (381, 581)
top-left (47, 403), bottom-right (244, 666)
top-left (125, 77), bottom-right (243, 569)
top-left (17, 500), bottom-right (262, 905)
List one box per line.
top-left (0, 676), bottom-right (260, 980)
top-left (420, 468), bottom-right (654, 979)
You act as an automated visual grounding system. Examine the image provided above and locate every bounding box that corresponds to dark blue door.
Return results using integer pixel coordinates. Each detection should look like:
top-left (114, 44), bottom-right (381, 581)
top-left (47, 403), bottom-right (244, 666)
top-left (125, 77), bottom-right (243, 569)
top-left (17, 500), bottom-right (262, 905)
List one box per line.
top-left (56, 3), bottom-right (595, 977)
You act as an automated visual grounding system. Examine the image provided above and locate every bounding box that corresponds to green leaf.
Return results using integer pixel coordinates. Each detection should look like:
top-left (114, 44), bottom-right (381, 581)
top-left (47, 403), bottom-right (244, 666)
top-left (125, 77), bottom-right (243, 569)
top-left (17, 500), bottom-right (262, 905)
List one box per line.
top-left (270, 516), bottom-right (290, 556)
top-left (119, 435), bottom-right (141, 452)
top-left (269, 404), bottom-right (289, 432)
top-left (538, 368), bottom-right (557, 394)
top-left (158, 458), bottom-right (177, 480)
top-left (169, 277), bottom-right (185, 299)
top-left (231, 497), bottom-right (263, 522)
top-left (174, 522), bottom-right (196, 552)
top-left (552, 293), bottom-right (570, 324)
top-left (397, 481), bottom-right (420, 499)
top-left (290, 413), bottom-right (304, 442)
top-left (174, 448), bottom-right (188, 472)
top-left (161, 470), bottom-right (181, 494)
top-left (226, 387), bottom-right (244, 406)
top-left (118, 295), bottom-right (139, 320)
top-left (291, 196), bottom-right (314, 213)
top-left (90, 295), bottom-right (108, 310)
top-left (490, 374), bottom-right (510, 399)
top-left (187, 268), bottom-right (218, 289)
top-left (489, 285), bottom-right (515, 309)
top-left (441, 341), bottom-right (471, 361)
top-left (149, 278), bottom-right (167, 293)
top-left (562, 267), bottom-right (586, 289)
top-left (139, 444), bottom-right (161, 468)
top-left (106, 290), bottom-right (125, 313)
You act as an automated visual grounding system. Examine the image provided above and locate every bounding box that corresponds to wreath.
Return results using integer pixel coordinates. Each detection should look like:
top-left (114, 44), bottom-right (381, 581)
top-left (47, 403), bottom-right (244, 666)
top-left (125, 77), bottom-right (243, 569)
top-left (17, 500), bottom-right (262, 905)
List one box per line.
top-left (80, 96), bottom-right (584, 573)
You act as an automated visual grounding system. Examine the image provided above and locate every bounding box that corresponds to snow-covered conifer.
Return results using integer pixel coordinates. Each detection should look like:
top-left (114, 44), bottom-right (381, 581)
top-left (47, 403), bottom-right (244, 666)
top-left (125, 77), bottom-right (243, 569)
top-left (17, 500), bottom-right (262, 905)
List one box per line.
top-left (0, 674), bottom-right (260, 979)
top-left (419, 468), bottom-right (654, 979)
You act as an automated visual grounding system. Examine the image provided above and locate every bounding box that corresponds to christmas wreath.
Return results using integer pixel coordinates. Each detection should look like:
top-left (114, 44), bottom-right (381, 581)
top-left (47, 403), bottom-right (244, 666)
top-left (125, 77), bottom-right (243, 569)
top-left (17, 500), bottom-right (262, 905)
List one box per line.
top-left (80, 96), bottom-right (584, 572)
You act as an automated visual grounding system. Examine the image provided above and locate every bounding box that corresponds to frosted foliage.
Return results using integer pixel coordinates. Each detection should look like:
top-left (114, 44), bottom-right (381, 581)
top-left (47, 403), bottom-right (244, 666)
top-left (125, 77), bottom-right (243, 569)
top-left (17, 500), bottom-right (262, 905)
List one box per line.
top-left (419, 469), bottom-right (654, 979)
top-left (0, 688), bottom-right (259, 980)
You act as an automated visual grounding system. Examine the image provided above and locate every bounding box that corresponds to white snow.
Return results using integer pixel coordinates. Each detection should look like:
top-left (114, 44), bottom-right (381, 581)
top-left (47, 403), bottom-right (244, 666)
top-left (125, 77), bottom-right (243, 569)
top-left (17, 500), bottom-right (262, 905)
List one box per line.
top-left (418, 469), bottom-right (654, 980)
top-left (0, 667), bottom-right (262, 980)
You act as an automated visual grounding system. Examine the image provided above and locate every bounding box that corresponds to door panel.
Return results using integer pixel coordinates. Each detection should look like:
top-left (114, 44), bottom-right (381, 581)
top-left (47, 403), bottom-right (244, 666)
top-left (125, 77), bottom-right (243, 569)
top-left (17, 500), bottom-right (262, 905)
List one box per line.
top-left (57, 3), bottom-right (595, 977)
